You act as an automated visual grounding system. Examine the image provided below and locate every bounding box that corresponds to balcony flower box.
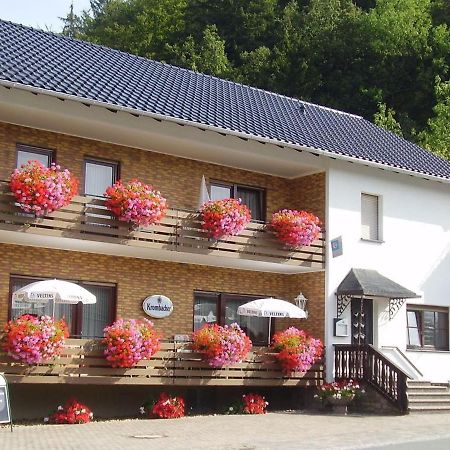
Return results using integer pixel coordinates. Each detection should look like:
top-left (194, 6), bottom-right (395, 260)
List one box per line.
top-left (271, 327), bottom-right (323, 374)
top-left (192, 323), bottom-right (252, 367)
top-left (1, 314), bottom-right (69, 365)
top-left (200, 198), bottom-right (251, 239)
top-left (105, 179), bottom-right (167, 227)
top-left (10, 160), bottom-right (79, 216)
top-left (103, 318), bottom-right (161, 368)
top-left (270, 209), bottom-right (321, 247)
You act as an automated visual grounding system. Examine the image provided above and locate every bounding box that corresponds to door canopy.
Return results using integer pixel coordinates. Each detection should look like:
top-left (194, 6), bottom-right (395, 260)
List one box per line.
top-left (336, 268), bottom-right (419, 319)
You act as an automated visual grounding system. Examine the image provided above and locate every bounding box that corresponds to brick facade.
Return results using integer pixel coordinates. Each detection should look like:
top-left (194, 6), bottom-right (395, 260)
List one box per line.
top-left (0, 121), bottom-right (326, 340)
top-left (0, 122), bottom-right (325, 219)
top-left (0, 244), bottom-right (325, 339)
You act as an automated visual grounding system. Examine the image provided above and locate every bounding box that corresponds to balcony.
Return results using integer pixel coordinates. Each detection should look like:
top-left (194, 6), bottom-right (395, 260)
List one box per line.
top-left (0, 181), bottom-right (325, 273)
top-left (0, 339), bottom-right (324, 386)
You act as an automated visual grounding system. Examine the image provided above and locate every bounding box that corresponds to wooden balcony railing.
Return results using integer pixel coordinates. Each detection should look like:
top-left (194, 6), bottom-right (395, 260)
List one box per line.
top-left (0, 181), bottom-right (325, 269)
top-left (0, 339), bottom-right (324, 386)
top-left (334, 344), bottom-right (409, 412)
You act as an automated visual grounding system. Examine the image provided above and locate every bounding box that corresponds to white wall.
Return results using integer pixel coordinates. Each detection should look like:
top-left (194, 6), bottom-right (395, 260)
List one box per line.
top-left (326, 160), bottom-right (450, 382)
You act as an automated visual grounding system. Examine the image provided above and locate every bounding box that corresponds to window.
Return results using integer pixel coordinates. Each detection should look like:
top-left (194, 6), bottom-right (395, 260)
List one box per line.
top-left (210, 181), bottom-right (265, 221)
top-left (10, 276), bottom-right (116, 338)
top-left (193, 291), bottom-right (270, 346)
top-left (361, 193), bottom-right (381, 241)
top-left (407, 306), bottom-right (449, 351)
top-left (84, 158), bottom-right (119, 197)
top-left (16, 144), bottom-right (54, 168)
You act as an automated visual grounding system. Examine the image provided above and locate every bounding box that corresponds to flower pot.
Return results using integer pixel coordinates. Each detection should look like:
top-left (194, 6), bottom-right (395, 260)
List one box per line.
top-left (326, 395), bottom-right (355, 415)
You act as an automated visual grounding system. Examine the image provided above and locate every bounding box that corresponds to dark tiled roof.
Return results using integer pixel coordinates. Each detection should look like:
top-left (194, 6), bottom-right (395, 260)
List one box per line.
top-left (1, 20), bottom-right (450, 180)
top-left (337, 269), bottom-right (419, 299)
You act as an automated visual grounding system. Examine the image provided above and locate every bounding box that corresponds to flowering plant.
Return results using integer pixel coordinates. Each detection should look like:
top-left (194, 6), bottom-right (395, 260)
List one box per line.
top-left (1, 314), bottom-right (69, 365)
top-left (10, 160), bottom-right (79, 216)
top-left (103, 318), bottom-right (161, 368)
top-left (45, 398), bottom-right (93, 424)
top-left (315, 379), bottom-right (365, 401)
top-left (192, 323), bottom-right (252, 367)
top-left (271, 327), bottom-right (323, 374)
top-left (242, 393), bottom-right (268, 414)
top-left (105, 179), bottom-right (167, 227)
top-left (200, 198), bottom-right (251, 239)
top-left (140, 392), bottom-right (185, 419)
top-left (270, 209), bottom-right (321, 247)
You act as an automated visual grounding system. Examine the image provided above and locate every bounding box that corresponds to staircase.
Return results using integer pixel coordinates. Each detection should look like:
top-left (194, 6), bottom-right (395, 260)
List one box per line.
top-left (407, 380), bottom-right (450, 413)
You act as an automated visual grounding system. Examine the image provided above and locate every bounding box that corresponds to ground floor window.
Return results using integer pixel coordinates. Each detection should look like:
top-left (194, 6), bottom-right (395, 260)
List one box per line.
top-left (407, 306), bottom-right (449, 351)
top-left (10, 276), bottom-right (116, 338)
top-left (193, 291), bottom-right (270, 346)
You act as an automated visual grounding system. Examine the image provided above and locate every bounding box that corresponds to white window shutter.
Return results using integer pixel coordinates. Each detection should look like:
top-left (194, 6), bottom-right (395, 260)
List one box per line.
top-left (361, 194), bottom-right (379, 240)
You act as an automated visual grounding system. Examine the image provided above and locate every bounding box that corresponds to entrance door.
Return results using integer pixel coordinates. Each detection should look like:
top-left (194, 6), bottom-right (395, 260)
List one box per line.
top-left (351, 298), bottom-right (373, 345)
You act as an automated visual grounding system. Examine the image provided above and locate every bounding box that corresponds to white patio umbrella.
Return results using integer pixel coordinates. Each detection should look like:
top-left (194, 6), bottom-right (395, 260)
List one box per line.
top-left (198, 174), bottom-right (211, 209)
top-left (237, 298), bottom-right (307, 345)
top-left (12, 279), bottom-right (96, 317)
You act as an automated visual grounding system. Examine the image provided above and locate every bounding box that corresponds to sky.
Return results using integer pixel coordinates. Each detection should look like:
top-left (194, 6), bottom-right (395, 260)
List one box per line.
top-left (0, 0), bottom-right (92, 32)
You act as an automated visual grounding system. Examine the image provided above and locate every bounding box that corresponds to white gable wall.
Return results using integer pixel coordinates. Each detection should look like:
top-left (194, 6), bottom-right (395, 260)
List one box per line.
top-left (326, 159), bottom-right (450, 382)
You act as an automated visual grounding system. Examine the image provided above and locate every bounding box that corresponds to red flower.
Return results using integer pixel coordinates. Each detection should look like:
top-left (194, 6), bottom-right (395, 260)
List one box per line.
top-left (149, 393), bottom-right (185, 419)
top-left (46, 398), bottom-right (93, 424)
top-left (270, 210), bottom-right (321, 247)
top-left (242, 393), bottom-right (268, 414)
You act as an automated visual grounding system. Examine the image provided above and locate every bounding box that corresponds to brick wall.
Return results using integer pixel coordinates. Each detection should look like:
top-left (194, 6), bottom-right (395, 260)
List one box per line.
top-left (0, 122), bottom-right (325, 219)
top-left (0, 244), bottom-right (325, 340)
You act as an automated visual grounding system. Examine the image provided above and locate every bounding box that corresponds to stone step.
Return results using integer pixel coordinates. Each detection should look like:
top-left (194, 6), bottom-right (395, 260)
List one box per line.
top-left (408, 399), bottom-right (450, 408)
top-left (407, 387), bottom-right (450, 394)
top-left (408, 392), bottom-right (450, 398)
top-left (409, 405), bottom-right (450, 413)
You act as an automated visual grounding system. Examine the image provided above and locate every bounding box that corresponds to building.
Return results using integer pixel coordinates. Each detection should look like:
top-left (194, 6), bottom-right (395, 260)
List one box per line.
top-left (0, 20), bottom-right (449, 415)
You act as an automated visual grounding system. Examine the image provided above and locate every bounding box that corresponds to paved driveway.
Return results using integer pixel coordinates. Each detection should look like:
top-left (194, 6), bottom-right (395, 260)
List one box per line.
top-left (2, 412), bottom-right (450, 450)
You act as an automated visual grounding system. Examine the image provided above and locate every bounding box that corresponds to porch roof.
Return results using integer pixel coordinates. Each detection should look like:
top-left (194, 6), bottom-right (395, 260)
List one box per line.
top-left (336, 269), bottom-right (419, 299)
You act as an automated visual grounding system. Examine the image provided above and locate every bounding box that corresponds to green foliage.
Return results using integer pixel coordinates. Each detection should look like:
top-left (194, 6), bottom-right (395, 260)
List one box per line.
top-left (419, 77), bottom-right (450, 160)
top-left (60, 0), bottom-right (450, 160)
top-left (374, 103), bottom-right (404, 137)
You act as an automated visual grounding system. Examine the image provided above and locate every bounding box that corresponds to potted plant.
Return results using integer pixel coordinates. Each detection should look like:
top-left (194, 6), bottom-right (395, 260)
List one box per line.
top-left (104, 179), bottom-right (167, 227)
top-left (140, 392), bottom-right (185, 419)
top-left (315, 379), bottom-right (365, 414)
top-left (103, 318), bottom-right (161, 368)
top-left (270, 209), bottom-right (321, 247)
top-left (1, 314), bottom-right (69, 365)
top-left (10, 160), bottom-right (79, 216)
top-left (44, 398), bottom-right (93, 424)
top-left (200, 198), bottom-right (251, 239)
top-left (191, 322), bottom-right (252, 367)
top-left (271, 327), bottom-right (323, 374)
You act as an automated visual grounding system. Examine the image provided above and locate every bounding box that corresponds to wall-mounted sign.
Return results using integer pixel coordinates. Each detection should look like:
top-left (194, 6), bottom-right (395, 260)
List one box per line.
top-left (0, 373), bottom-right (13, 431)
top-left (142, 295), bottom-right (173, 319)
top-left (331, 236), bottom-right (343, 258)
top-left (333, 318), bottom-right (349, 337)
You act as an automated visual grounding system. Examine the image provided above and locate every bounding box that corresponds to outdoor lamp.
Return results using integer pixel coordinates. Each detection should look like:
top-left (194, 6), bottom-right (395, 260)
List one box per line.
top-left (295, 292), bottom-right (308, 318)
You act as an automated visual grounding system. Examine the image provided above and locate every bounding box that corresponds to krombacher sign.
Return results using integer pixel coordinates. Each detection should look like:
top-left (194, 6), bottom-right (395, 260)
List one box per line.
top-left (142, 295), bottom-right (173, 319)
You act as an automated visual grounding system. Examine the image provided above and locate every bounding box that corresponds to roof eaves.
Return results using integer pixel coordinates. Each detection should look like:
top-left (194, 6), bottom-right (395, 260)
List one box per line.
top-left (2, 78), bottom-right (450, 184)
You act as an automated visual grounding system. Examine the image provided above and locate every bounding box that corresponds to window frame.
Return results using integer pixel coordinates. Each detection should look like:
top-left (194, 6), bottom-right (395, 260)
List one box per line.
top-left (361, 192), bottom-right (383, 242)
top-left (16, 143), bottom-right (55, 168)
top-left (193, 290), bottom-right (273, 346)
top-left (8, 275), bottom-right (117, 338)
top-left (406, 305), bottom-right (449, 351)
top-left (83, 157), bottom-right (120, 197)
top-left (209, 180), bottom-right (266, 222)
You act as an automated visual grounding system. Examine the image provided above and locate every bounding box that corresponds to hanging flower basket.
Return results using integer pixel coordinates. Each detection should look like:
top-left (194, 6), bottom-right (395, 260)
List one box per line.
top-left (1, 314), bottom-right (69, 365)
top-left (271, 327), bottom-right (323, 374)
top-left (104, 179), bottom-right (167, 227)
top-left (200, 198), bottom-right (251, 239)
top-left (103, 318), bottom-right (161, 368)
top-left (10, 160), bottom-right (79, 216)
top-left (192, 323), bottom-right (252, 367)
top-left (45, 398), bottom-right (93, 424)
top-left (140, 392), bottom-right (186, 419)
top-left (270, 209), bottom-right (321, 247)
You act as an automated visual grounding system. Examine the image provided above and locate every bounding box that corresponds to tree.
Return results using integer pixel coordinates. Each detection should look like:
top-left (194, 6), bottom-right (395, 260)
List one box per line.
top-left (373, 103), bottom-right (404, 137)
top-left (419, 77), bottom-right (450, 160)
